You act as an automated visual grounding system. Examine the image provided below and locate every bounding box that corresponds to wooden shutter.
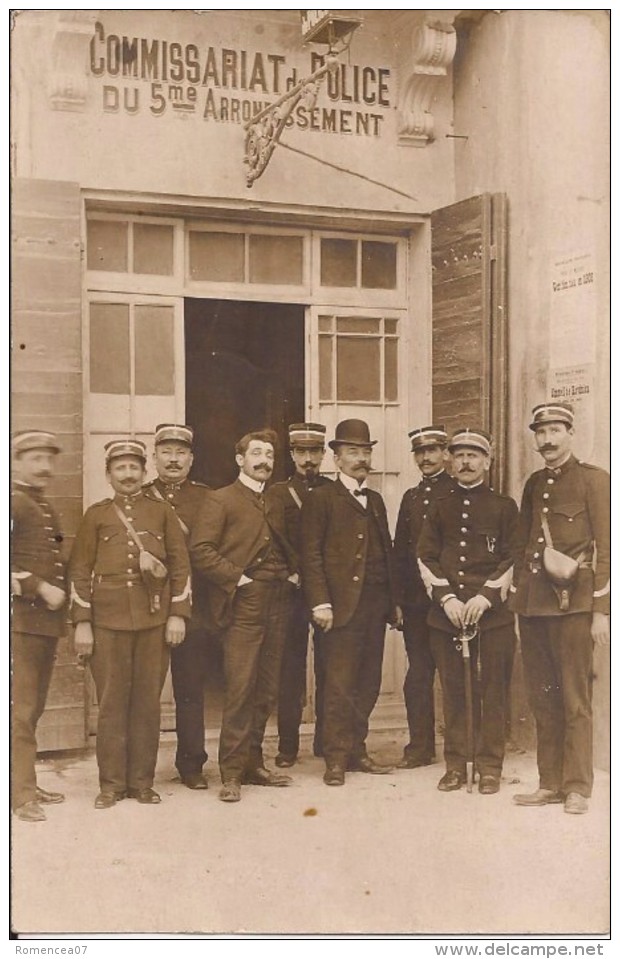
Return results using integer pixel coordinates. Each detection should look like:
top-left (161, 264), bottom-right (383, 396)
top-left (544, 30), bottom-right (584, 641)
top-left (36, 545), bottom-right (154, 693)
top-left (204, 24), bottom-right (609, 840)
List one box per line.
top-left (12, 178), bottom-right (88, 750)
top-left (431, 194), bottom-right (508, 491)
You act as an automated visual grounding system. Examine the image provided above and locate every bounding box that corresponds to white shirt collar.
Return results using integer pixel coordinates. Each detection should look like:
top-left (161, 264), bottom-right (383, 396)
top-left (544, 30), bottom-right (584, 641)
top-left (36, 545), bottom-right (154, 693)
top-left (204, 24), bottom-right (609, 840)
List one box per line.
top-left (338, 471), bottom-right (368, 494)
top-left (238, 471), bottom-right (265, 494)
top-left (457, 479), bottom-right (484, 490)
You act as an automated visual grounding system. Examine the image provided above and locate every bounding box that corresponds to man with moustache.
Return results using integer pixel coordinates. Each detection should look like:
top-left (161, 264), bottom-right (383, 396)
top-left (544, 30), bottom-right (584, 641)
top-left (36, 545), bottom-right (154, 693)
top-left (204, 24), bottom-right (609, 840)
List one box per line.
top-left (264, 423), bottom-right (331, 768)
top-left (393, 426), bottom-right (454, 770)
top-left (418, 429), bottom-right (518, 794)
top-left (11, 431), bottom-right (67, 822)
top-left (510, 403), bottom-right (610, 815)
top-left (190, 430), bottom-right (297, 802)
top-left (301, 419), bottom-right (401, 787)
top-left (144, 424), bottom-right (212, 791)
top-left (69, 439), bottom-right (192, 808)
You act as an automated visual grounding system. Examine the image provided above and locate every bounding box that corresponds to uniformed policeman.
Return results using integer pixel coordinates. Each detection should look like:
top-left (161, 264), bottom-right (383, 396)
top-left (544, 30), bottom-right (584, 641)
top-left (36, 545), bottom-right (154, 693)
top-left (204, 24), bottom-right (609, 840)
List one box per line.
top-left (264, 422), bottom-right (332, 768)
top-left (511, 403), bottom-right (610, 815)
top-left (144, 424), bottom-right (213, 790)
top-left (418, 428), bottom-right (518, 794)
top-left (69, 439), bottom-right (192, 808)
top-left (393, 425), bottom-right (454, 769)
top-left (11, 431), bottom-right (67, 822)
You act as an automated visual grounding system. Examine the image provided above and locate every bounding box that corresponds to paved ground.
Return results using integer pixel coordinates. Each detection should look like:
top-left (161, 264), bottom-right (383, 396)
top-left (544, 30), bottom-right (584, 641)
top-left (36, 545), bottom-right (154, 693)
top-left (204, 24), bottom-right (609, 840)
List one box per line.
top-left (11, 728), bottom-right (610, 938)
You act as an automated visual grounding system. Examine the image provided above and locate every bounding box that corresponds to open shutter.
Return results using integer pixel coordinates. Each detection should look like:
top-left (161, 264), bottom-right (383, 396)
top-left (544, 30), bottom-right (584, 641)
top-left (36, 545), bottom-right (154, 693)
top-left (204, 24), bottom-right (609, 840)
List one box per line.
top-left (12, 178), bottom-right (88, 750)
top-left (431, 194), bottom-right (508, 491)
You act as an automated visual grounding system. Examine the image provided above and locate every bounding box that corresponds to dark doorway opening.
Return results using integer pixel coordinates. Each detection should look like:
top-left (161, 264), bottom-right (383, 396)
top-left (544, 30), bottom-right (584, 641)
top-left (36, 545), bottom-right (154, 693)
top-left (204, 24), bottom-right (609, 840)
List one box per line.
top-left (185, 299), bottom-right (305, 489)
top-left (184, 298), bottom-right (306, 730)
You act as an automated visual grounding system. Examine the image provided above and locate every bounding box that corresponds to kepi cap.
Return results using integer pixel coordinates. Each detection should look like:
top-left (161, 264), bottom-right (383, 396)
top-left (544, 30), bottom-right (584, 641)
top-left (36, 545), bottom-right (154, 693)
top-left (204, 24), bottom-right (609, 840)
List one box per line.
top-left (328, 419), bottom-right (377, 450)
top-left (448, 428), bottom-right (493, 456)
top-left (105, 438), bottom-right (147, 465)
top-left (288, 422), bottom-right (326, 448)
top-left (408, 425), bottom-right (448, 452)
top-left (154, 423), bottom-right (194, 447)
top-left (12, 430), bottom-right (61, 455)
top-left (528, 402), bottom-right (574, 432)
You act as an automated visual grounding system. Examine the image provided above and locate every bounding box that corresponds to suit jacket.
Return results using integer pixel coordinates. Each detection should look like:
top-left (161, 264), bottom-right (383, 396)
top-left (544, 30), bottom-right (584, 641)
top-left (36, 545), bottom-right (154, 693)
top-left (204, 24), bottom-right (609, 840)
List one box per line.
top-left (11, 483), bottom-right (67, 637)
top-left (300, 478), bottom-right (397, 629)
top-left (69, 491), bottom-right (192, 631)
top-left (264, 473), bottom-right (332, 576)
top-left (417, 482), bottom-right (518, 634)
top-left (393, 470), bottom-right (455, 611)
top-left (509, 455), bottom-right (610, 617)
top-left (189, 478), bottom-right (288, 631)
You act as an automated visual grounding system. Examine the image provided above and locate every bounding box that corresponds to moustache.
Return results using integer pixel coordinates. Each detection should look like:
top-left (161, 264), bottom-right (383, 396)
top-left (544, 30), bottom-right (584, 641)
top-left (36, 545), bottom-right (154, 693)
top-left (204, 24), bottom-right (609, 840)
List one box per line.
top-left (457, 466), bottom-right (475, 472)
top-left (254, 464), bottom-right (272, 471)
top-left (539, 445), bottom-right (558, 452)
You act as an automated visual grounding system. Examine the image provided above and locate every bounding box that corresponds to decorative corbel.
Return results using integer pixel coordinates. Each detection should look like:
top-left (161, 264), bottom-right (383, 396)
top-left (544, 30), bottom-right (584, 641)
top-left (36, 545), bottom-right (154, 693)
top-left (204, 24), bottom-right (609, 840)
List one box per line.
top-left (48, 10), bottom-right (98, 112)
top-left (398, 18), bottom-right (457, 146)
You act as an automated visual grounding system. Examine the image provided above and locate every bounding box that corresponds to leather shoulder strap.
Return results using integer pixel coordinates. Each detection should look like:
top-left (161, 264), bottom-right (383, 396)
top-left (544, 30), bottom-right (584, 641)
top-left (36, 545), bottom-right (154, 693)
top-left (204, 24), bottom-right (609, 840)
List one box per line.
top-left (113, 503), bottom-right (146, 552)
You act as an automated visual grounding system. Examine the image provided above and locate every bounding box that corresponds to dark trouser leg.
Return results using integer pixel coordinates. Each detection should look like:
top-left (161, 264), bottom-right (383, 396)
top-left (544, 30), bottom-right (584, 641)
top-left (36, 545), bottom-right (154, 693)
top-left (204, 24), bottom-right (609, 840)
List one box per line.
top-left (90, 629), bottom-right (133, 794)
top-left (277, 592), bottom-right (311, 759)
top-left (11, 632), bottom-right (58, 809)
top-left (321, 586), bottom-right (389, 767)
top-left (127, 627), bottom-right (169, 791)
top-left (474, 625), bottom-right (516, 777)
top-left (402, 608), bottom-right (436, 762)
top-left (312, 628), bottom-right (326, 756)
top-left (520, 614), bottom-right (593, 797)
top-left (218, 582), bottom-right (269, 783)
top-left (430, 628), bottom-right (467, 774)
top-left (248, 581), bottom-right (293, 770)
top-left (171, 620), bottom-right (209, 777)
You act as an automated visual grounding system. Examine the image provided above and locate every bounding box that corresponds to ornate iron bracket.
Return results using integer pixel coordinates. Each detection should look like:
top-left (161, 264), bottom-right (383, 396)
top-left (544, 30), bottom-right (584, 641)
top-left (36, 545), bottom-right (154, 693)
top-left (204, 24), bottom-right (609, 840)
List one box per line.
top-left (397, 17), bottom-right (457, 146)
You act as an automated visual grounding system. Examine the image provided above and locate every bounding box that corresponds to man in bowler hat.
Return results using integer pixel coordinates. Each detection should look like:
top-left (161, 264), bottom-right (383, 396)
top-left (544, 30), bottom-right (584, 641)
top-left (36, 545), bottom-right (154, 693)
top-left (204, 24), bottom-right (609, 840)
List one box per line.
top-left (301, 419), bottom-right (401, 786)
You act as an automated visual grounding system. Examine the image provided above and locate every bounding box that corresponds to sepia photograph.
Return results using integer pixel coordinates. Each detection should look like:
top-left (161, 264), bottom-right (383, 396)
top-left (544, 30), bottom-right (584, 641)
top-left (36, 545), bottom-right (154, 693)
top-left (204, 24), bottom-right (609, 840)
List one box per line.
top-left (9, 5), bottom-right (611, 941)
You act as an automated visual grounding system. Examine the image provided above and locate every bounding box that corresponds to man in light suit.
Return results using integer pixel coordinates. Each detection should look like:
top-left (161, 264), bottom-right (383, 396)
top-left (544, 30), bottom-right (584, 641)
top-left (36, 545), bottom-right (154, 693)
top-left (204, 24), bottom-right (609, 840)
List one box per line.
top-left (301, 419), bottom-right (402, 786)
top-left (190, 430), bottom-right (297, 802)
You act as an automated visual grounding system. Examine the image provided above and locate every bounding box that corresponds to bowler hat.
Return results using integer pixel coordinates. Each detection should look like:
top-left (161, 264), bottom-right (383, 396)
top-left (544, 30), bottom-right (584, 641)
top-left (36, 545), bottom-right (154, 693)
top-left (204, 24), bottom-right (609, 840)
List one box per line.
top-left (328, 419), bottom-right (377, 450)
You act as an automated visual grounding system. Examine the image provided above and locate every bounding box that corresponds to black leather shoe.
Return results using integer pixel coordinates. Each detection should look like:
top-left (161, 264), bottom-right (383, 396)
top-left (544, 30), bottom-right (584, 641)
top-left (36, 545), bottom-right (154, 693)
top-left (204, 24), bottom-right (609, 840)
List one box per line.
top-left (513, 788), bottom-right (563, 806)
top-left (478, 775), bottom-right (500, 795)
top-left (94, 791), bottom-right (125, 809)
top-left (396, 756), bottom-right (434, 770)
top-left (242, 766), bottom-right (292, 787)
top-left (275, 753), bottom-right (297, 768)
top-left (323, 765), bottom-right (345, 786)
top-left (127, 787), bottom-right (161, 804)
top-left (348, 756), bottom-right (393, 775)
top-left (438, 770), bottom-right (465, 792)
top-left (219, 780), bottom-right (241, 802)
top-left (36, 786), bottom-right (65, 804)
top-left (14, 801), bottom-right (46, 822)
top-left (181, 772), bottom-right (208, 790)
top-left (564, 792), bottom-right (588, 815)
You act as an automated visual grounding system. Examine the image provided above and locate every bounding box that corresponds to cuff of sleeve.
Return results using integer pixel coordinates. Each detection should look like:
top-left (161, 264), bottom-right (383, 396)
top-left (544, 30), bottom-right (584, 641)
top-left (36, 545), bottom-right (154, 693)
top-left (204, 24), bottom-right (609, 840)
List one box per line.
top-left (72, 607), bottom-right (92, 624)
top-left (479, 586), bottom-right (500, 607)
top-left (438, 591), bottom-right (457, 607)
top-left (593, 596), bottom-right (610, 616)
top-left (313, 603), bottom-right (332, 611)
top-left (21, 574), bottom-right (42, 599)
top-left (434, 587), bottom-right (455, 605)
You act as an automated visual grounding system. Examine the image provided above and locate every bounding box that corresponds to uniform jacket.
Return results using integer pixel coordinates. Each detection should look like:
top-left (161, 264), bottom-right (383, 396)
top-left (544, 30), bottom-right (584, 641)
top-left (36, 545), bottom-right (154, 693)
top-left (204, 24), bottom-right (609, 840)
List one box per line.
top-left (300, 478), bottom-right (397, 629)
top-left (144, 476), bottom-right (212, 625)
top-left (264, 473), bottom-right (332, 575)
top-left (393, 469), bottom-right (455, 610)
top-left (11, 483), bottom-right (67, 637)
top-left (417, 481), bottom-right (518, 634)
top-left (69, 490), bottom-right (192, 631)
top-left (509, 455), bottom-right (610, 617)
top-left (189, 478), bottom-right (291, 631)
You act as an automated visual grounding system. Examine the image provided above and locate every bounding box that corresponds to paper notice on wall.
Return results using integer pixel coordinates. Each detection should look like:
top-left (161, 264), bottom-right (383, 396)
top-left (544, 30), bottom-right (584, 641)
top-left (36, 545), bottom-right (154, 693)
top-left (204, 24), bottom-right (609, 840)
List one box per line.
top-left (547, 364), bottom-right (595, 460)
top-left (549, 252), bottom-right (596, 368)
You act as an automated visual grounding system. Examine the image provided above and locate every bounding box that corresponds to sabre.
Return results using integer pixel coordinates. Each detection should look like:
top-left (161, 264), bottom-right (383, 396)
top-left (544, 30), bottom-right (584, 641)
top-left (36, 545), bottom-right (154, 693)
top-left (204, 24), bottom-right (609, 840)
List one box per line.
top-left (454, 624), bottom-right (479, 793)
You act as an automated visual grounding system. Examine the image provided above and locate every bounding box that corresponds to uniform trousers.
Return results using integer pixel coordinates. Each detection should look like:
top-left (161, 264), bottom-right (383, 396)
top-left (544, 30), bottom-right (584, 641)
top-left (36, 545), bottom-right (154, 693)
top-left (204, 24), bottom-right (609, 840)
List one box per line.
top-left (519, 613), bottom-right (593, 797)
top-left (277, 590), bottom-right (325, 759)
top-left (430, 623), bottom-right (515, 778)
top-left (171, 618), bottom-right (210, 777)
top-left (11, 631), bottom-right (58, 809)
top-left (219, 579), bottom-right (293, 782)
top-left (90, 626), bottom-right (169, 793)
top-left (321, 582), bottom-right (390, 767)
top-left (402, 606), bottom-right (437, 763)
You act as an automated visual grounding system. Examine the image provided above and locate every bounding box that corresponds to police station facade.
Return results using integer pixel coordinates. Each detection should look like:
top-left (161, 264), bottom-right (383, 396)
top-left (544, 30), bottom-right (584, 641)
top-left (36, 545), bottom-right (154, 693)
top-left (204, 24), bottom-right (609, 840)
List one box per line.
top-left (11, 10), bottom-right (610, 762)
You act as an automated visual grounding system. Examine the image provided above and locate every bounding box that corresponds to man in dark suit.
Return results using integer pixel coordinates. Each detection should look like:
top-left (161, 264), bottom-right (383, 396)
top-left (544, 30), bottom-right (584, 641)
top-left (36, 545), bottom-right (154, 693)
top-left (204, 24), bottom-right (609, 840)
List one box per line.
top-left (190, 430), bottom-right (297, 802)
top-left (70, 439), bottom-right (192, 809)
top-left (11, 430), bottom-right (67, 822)
top-left (144, 423), bottom-right (212, 791)
top-left (264, 423), bottom-right (331, 768)
top-left (393, 426), bottom-right (454, 769)
top-left (301, 419), bottom-right (402, 786)
top-left (510, 403), bottom-right (610, 815)
top-left (418, 428), bottom-right (518, 795)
